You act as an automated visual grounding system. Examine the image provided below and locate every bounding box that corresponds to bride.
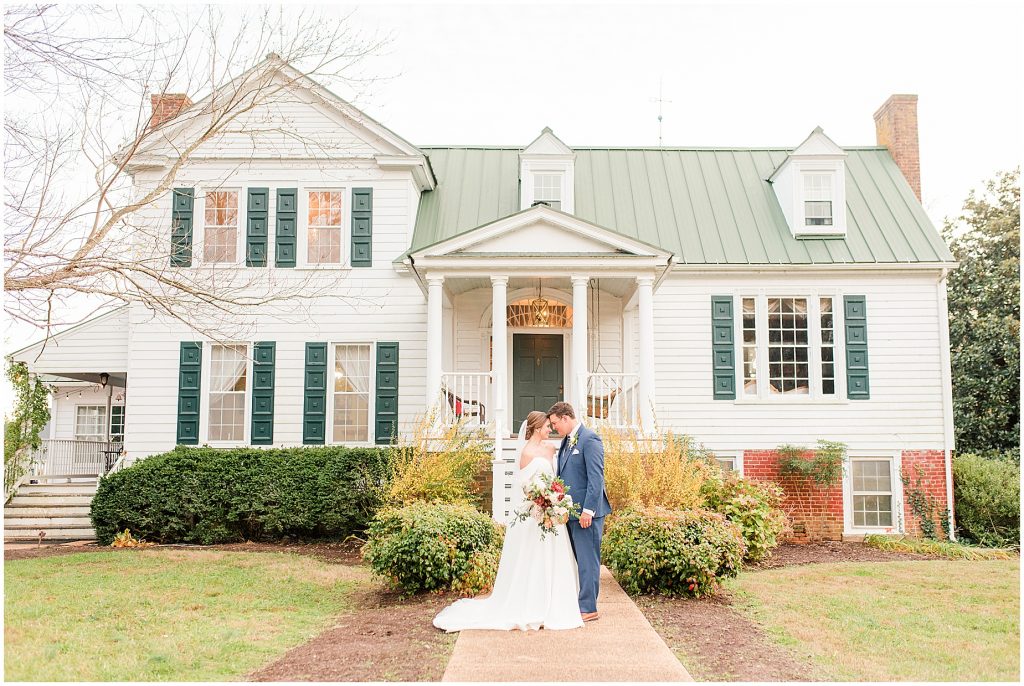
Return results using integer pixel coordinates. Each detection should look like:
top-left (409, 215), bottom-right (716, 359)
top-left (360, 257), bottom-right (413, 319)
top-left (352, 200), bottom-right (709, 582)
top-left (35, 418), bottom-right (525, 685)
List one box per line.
top-left (433, 411), bottom-right (584, 632)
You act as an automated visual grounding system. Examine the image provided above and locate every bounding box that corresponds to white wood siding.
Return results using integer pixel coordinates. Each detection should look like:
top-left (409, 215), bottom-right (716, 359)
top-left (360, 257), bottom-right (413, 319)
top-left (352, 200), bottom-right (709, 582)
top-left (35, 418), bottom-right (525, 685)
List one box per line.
top-left (652, 271), bottom-right (947, 451)
top-left (11, 308), bottom-right (130, 375)
top-left (48, 387), bottom-right (126, 440)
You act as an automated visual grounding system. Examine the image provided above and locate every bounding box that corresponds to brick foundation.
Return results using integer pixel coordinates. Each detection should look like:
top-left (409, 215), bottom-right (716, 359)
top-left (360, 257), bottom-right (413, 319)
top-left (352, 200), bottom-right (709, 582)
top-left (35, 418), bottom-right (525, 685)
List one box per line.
top-left (742, 448), bottom-right (950, 543)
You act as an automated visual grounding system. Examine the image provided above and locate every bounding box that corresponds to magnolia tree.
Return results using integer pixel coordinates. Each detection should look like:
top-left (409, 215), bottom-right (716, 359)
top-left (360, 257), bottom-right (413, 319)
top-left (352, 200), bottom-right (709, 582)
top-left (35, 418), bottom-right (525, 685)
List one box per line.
top-left (4, 4), bottom-right (389, 341)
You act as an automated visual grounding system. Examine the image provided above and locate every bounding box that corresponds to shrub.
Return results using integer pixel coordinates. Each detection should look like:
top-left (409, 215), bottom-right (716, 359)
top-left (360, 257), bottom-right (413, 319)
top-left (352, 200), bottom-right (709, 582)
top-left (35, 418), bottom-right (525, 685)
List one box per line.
top-left (603, 506), bottom-right (746, 598)
top-left (362, 502), bottom-right (503, 595)
top-left (953, 452), bottom-right (1020, 547)
top-left (702, 471), bottom-right (788, 562)
top-left (603, 427), bottom-right (717, 512)
top-left (384, 410), bottom-right (492, 506)
top-left (90, 445), bottom-right (392, 545)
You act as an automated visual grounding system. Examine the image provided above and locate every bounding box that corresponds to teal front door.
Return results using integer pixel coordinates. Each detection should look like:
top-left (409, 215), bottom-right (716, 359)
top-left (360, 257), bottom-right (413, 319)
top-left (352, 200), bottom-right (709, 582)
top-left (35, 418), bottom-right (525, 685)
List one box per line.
top-left (512, 333), bottom-right (564, 431)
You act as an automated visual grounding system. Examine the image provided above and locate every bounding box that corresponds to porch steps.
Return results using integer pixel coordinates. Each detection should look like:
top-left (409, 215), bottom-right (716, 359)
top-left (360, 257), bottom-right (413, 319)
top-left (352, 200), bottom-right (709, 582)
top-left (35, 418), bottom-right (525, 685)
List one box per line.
top-left (4, 479), bottom-right (98, 542)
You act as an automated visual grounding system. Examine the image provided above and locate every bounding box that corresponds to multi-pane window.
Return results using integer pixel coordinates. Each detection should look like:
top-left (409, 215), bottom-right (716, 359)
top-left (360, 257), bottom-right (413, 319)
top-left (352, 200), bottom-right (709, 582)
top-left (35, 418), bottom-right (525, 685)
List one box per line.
top-left (333, 344), bottom-right (371, 442)
top-left (741, 297), bottom-right (758, 395)
top-left (307, 191), bottom-right (344, 264)
top-left (533, 174), bottom-right (562, 210)
top-left (75, 406), bottom-right (107, 441)
top-left (820, 297), bottom-right (836, 395)
top-left (110, 406), bottom-right (126, 442)
top-left (852, 459), bottom-right (894, 527)
top-left (208, 344), bottom-right (247, 441)
top-left (203, 190), bottom-right (239, 263)
top-left (767, 298), bottom-right (809, 394)
top-left (804, 173), bottom-right (833, 226)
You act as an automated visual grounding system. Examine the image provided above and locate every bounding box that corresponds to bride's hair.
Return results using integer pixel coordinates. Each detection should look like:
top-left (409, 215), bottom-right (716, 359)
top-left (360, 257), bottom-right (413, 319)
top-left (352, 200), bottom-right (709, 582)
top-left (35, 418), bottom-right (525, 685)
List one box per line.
top-left (524, 411), bottom-right (548, 440)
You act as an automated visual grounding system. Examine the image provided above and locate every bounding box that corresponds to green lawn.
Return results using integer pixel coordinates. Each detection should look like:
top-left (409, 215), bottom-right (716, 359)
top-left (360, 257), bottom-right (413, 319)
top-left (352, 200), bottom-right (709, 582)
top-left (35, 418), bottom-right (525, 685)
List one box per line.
top-left (726, 559), bottom-right (1020, 681)
top-left (4, 549), bottom-right (364, 681)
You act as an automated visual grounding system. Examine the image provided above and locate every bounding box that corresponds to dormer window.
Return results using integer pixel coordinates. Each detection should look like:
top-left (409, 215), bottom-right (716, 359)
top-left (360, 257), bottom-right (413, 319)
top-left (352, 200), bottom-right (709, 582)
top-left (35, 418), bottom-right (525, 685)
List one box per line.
top-left (520, 127), bottom-right (575, 213)
top-left (803, 173), bottom-right (834, 227)
top-left (533, 173), bottom-right (562, 210)
top-left (769, 127), bottom-right (847, 238)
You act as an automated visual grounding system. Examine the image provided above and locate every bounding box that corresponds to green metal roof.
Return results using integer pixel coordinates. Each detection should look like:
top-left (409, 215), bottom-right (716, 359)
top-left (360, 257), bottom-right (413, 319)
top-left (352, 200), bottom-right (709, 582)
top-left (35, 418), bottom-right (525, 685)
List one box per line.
top-left (410, 146), bottom-right (954, 265)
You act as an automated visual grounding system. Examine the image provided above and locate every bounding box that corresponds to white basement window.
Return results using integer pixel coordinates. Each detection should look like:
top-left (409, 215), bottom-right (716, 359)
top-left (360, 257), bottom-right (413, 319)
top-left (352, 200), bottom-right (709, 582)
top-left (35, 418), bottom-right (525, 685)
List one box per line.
top-left (851, 458), bottom-right (894, 527)
top-left (332, 344), bottom-right (372, 442)
top-left (208, 344), bottom-right (247, 441)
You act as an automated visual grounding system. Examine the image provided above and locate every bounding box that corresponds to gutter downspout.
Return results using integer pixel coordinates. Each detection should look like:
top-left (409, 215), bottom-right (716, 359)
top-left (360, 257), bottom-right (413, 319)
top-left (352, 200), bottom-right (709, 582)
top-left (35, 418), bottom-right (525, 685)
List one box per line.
top-left (937, 268), bottom-right (957, 540)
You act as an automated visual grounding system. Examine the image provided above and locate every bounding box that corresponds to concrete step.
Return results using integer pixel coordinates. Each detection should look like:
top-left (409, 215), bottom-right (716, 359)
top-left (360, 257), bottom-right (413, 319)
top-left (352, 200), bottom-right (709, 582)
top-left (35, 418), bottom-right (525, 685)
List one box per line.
top-left (17, 483), bottom-right (98, 496)
top-left (3, 516), bottom-right (93, 528)
top-left (7, 494), bottom-right (94, 507)
top-left (4, 526), bottom-right (95, 541)
top-left (25, 473), bottom-right (102, 482)
top-left (5, 505), bottom-right (92, 518)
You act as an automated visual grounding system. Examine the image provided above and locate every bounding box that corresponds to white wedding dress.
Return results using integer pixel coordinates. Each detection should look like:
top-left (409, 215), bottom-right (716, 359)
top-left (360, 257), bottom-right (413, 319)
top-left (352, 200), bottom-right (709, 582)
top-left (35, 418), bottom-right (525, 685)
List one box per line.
top-left (433, 456), bottom-right (583, 632)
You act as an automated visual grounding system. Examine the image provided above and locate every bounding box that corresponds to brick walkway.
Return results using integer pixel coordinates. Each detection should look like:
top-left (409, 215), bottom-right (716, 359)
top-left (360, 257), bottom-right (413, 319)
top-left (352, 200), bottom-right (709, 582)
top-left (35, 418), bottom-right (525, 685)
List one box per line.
top-left (441, 566), bottom-right (692, 682)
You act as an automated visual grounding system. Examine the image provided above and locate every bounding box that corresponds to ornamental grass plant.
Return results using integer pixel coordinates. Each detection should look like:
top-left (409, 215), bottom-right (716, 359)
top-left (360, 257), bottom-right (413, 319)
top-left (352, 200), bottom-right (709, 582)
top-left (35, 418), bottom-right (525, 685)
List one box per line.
top-left (602, 425), bottom-right (717, 512)
top-left (383, 409), bottom-right (493, 507)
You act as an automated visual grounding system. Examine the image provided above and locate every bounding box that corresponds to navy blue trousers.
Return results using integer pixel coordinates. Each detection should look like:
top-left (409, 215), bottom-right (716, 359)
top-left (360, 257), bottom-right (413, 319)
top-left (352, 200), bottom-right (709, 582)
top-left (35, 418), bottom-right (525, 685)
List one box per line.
top-left (567, 515), bottom-right (605, 614)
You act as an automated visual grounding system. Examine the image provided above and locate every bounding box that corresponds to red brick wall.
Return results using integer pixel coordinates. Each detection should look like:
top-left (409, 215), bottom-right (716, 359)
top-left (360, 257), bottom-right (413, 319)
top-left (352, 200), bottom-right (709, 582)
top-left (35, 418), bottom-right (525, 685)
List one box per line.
top-left (742, 448), bottom-right (951, 542)
top-left (150, 94), bottom-right (192, 129)
top-left (873, 94), bottom-right (921, 200)
top-left (900, 449), bottom-right (950, 539)
top-left (743, 449), bottom-right (844, 543)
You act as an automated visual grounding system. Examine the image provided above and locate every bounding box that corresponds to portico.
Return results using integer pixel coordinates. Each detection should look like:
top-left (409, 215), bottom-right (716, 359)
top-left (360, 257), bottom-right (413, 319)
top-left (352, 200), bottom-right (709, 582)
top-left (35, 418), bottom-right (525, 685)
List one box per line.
top-left (403, 204), bottom-right (672, 457)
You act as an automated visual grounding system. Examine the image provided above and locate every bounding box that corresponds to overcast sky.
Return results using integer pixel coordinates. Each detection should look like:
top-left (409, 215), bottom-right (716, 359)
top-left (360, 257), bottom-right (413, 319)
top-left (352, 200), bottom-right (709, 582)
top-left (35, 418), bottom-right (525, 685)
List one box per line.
top-left (3, 0), bottom-right (1021, 410)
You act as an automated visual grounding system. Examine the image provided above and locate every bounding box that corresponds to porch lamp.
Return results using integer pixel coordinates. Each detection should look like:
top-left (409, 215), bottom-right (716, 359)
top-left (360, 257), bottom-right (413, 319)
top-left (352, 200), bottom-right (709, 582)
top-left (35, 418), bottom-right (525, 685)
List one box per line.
top-left (99, 372), bottom-right (109, 388)
top-left (531, 281), bottom-right (550, 327)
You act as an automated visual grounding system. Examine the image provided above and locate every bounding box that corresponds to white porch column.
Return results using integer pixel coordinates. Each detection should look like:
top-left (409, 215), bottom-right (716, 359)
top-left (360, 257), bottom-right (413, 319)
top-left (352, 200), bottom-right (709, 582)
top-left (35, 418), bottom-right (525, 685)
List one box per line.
top-left (637, 275), bottom-right (656, 431)
top-left (425, 274), bottom-right (445, 408)
top-left (491, 276), bottom-right (509, 455)
top-left (571, 275), bottom-right (589, 411)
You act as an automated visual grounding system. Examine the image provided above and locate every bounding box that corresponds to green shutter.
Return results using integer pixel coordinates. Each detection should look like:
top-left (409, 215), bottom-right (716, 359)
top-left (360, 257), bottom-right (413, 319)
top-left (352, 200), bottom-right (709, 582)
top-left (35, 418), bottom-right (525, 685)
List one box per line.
top-left (176, 342), bottom-right (202, 444)
top-left (303, 342), bottom-right (327, 444)
top-left (351, 187), bottom-right (372, 267)
top-left (844, 295), bottom-right (870, 399)
top-left (275, 188), bottom-right (297, 267)
top-left (246, 188), bottom-right (269, 267)
top-left (375, 342), bottom-right (399, 444)
top-left (251, 341), bottom-right (275, 444)
top-left (711, 296), bottom-right (736, 400)
top-left (171, 188), bottom-right (194, 267)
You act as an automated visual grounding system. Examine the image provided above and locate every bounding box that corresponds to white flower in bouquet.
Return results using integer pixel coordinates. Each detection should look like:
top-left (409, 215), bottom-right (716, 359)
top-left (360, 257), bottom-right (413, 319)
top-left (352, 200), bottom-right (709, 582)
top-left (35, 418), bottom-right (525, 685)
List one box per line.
top-left (531, 506), bottom-right (545, 522)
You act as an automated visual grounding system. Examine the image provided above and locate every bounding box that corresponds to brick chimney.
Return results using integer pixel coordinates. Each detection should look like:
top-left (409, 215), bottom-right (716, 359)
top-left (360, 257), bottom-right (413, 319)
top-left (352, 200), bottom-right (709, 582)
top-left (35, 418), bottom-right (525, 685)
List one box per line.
top-left (873, 94), bottom-right (921, 200)
top-left (149, 93), bottom-right (192, 129)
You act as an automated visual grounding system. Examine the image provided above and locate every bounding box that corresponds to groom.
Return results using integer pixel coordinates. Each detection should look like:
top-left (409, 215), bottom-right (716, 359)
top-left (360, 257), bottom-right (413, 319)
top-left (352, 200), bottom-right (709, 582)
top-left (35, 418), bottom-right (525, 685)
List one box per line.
top-left (547, 401), bottom-right (612, 622)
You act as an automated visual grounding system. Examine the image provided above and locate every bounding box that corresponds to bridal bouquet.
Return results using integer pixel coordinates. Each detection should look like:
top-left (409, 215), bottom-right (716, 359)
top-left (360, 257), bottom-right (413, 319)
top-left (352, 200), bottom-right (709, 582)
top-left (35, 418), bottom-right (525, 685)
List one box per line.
top-left (512, 472), bottom-right (581, 539)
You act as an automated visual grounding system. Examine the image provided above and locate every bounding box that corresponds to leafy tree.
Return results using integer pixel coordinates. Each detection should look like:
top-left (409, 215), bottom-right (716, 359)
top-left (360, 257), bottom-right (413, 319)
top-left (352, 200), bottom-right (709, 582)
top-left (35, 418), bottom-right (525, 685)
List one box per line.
top-left (942, 169), bottom-right (1020, 455)
top-left (4, 361), bottom-right (52, 497)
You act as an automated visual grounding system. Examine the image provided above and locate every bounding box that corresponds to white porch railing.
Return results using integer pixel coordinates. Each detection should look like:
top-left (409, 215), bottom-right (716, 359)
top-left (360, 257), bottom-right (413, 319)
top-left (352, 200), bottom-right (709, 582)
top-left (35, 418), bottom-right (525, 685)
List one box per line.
top-left (440, 372), bottom-right (492, 429)
top-left (26, 439), bottom-right (123, 477)
top-left (583, 373), bottom-right (641, 429)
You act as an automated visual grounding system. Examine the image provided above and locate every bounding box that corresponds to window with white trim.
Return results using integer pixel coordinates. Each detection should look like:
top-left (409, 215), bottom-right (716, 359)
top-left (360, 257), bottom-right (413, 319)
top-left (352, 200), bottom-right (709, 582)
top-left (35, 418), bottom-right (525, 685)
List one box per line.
top-left (332, 343), bottom-right (372, 442)
top-left (208, 344), bottom-right (247, 441)
top-left (203, 190), bottom-right (240, 263)
top-left (803, 173), bottom-right (833, 226)
top-left (715, 455), bottom-right (742, 474)
top-left (307, 190), bottom-right (344, 265)
top-left (110, 406), bottom-right (126, 442)
top-left (75, 406), bottom-right (107, 441)
top-left (851, 458), bottom-right (894, 527)
top-left (738, 294), bottom-right (842, 399)
top-left (532, 173), bottom-right (562, 210)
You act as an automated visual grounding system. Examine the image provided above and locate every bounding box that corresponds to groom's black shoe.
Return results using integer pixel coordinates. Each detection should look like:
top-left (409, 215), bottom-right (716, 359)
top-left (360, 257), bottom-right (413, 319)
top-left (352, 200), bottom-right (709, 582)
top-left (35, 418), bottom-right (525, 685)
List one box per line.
top-left (582, 612), bottom-right (600, 622)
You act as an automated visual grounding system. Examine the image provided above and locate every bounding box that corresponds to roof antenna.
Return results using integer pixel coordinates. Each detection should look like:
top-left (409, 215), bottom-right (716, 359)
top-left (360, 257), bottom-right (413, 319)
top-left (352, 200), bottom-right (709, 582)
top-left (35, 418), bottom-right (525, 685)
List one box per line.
top-left (650, 77), bottom-right (672, 147)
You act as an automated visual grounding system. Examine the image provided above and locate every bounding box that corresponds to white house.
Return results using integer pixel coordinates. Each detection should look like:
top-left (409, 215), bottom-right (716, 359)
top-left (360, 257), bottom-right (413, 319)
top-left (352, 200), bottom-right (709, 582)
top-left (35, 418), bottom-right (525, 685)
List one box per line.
top-left (8, 57), bottom-right (956, 542)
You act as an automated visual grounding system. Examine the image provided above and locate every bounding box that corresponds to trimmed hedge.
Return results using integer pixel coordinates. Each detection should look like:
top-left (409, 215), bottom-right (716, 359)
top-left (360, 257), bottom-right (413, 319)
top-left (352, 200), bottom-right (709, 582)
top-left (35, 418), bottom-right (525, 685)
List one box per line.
top-left (362, 502), bottom-right (504, 595)
top-left (604, 506), bottom-right (746, 598)
top-left (953, 452), bottom-right (1020, 547)
top-left (90, 446), bottom-right (392, 545)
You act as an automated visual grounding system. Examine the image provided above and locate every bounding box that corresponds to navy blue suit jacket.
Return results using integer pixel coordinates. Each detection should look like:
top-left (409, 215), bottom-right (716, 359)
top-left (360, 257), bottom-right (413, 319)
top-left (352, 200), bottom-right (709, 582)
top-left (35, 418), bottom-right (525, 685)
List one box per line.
top-left (557, 424), bottom-right (612, 519)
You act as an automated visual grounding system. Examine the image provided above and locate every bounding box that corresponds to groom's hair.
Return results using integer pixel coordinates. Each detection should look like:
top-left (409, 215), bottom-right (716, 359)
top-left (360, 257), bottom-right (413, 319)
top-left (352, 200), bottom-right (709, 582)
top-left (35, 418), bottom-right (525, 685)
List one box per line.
top-left (547, 402), bottom-right (575, 419)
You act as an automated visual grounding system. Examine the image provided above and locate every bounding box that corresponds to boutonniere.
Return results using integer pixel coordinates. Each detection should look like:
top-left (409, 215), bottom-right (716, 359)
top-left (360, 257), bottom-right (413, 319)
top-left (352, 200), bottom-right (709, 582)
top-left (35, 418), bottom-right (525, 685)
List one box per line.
top-left (568, 433), bottom-right (579, 449)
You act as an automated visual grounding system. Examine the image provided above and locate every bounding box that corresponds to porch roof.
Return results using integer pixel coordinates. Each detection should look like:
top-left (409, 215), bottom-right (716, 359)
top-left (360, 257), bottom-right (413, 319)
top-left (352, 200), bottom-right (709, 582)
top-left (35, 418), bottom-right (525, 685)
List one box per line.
top-left (409, 146), bottom-right (955, 266)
